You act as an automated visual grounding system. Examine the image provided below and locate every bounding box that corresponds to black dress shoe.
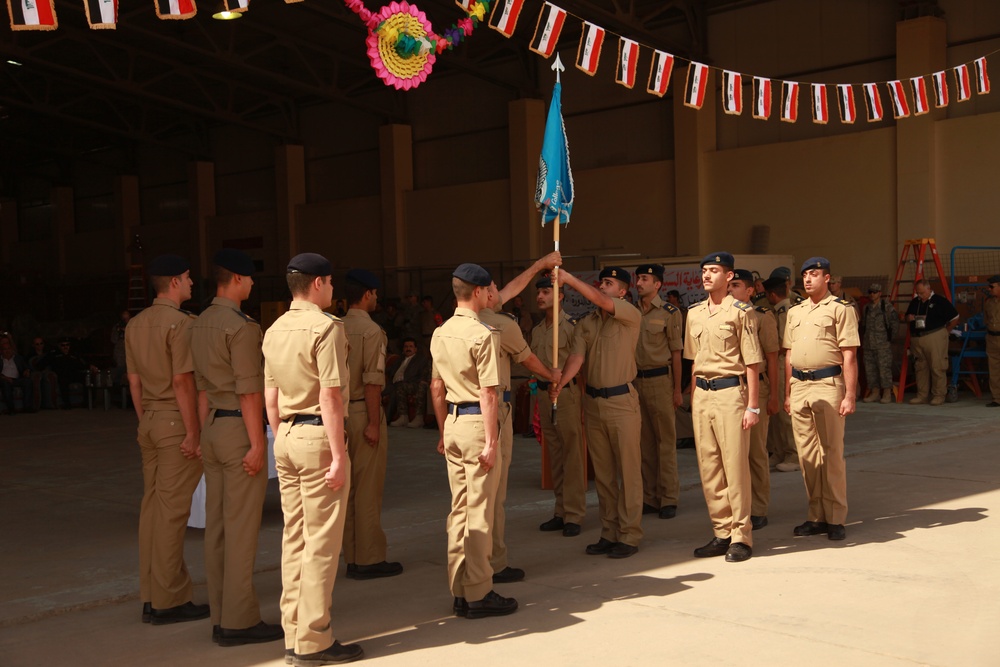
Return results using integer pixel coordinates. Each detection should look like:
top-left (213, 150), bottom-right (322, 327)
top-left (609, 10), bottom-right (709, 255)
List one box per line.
top-left (725, 543), bottom-right (752, 562)
top-left (608, 543), bottom-right (638, 559)
top-left (539, 516), bottom-right (565, 531)
top-left (141, 602), bottom-right (152, 623)
top-left (218, 621), bottom-right (284, 647)
top-left (212, 625), bottom-right (221, 643)
top-left (345, 564), bottom-right (357, 578)
top-left (293, 640), bottom-right (364, 666)
top-left (150, 601), bottom-right (210, 625)
top-left (693, 536), bottom-right (732, 558)
top-left (492, 566), bottom-right (525, 583)
top-left (466, 590), bottom-right (518, 619)
top-left (659, 505), bottom-right (677, 520)
top-left (453, 597), bottom-right (469, 617)
top-left (793, 520), bottom-right (830, 536)
top-left (642, 503), bottom-right (659, 515)
top-left (350, 561), bottom-right (403, 580)
top-left (562, 522), bottom-right (581, 537)
top-left (827, 524), bottom-right (846, 541)
top-left (751, 515), bottom-right (768, 530)
top-left (676, 437), bottom-right (696, 449)
top-left (585, 537), bottom-right (616, 555)
top-left (987, 401), bottom-right (1000, 407)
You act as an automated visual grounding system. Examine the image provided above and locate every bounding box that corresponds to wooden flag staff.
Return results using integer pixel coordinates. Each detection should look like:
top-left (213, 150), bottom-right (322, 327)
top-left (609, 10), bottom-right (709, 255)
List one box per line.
top-left (550, 53), bottom-right (565, 426)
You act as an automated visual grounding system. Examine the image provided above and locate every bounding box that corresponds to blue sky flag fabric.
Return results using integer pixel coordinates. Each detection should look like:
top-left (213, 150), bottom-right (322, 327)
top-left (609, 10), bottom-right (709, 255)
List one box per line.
top-left (535, 81), bottom-right (574, 225)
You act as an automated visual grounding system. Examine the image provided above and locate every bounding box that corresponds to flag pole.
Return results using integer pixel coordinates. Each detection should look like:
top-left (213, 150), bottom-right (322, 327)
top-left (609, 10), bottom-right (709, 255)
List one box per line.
top-left (549, 53), bottom-right (564, 426)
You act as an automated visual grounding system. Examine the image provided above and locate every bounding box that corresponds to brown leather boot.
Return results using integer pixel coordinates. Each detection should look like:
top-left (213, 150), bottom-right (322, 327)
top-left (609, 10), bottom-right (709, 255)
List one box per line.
top-left (880, 388), bottom-right (893, 404)
top-left (863, 389), bottom-right (879, 403)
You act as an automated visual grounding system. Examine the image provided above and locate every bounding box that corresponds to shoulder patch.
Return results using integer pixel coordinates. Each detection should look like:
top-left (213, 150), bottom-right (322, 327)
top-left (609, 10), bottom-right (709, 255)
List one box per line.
top-left (734, 301), bottom-right (753, 311)
top-left (229, 307), bottom-right (254, 322)
top-left (662, 303), bottom-right (679, 314)
top-left (777, 305), bottom-right (787, 313)
top-left (835, 298), bottom-right (851, 306)
top-left (568, 316), bottom-right (579, 325)
top-left (755, 305), bottom-right (771, 313)
top-left (498, 311), bottom-right (517, 322)
top-left (479, 320), bottom-right (498, 332)
top-left (792, 294), bottom-right (805, 304)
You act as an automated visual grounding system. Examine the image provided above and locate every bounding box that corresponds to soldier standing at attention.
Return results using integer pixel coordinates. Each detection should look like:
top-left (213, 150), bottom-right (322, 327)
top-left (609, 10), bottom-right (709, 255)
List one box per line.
top-left (342, 269), bottom-right (403, 581)
top-left (532, 276), bottom-right (586, 537)
top-left (550, 267), bottom-right (643, 559)
top-left (860, 283), bottom-right (898, 404)
top-left (263, 253), bottom-right (363, 666)
top-left (632, 264), bottom-right (684, 520)
top-left (685, 253), bottom-right (762, 563)
top-left (191, 249), bottom-right (283, 647)
top-left (429, 263), bottom-right (516, 619)
top-left (763, 276), bottom-right (799, 473)
top-left (985, 275), bottom-right (1000, 408)
top-left (783, 257), bottom-right (859, 543)
top-left (126, 254), bottom-right (208, 625)
top-left (728, 269), bottom-right (780, 531)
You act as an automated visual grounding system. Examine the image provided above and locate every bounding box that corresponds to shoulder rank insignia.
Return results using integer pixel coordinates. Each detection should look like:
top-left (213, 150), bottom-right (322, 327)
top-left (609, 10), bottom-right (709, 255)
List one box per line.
top-left (180, 308), bottom-right (195, 317)
top-left (663, 303), bottom-right (679, 314)
top-left (230, 308), bottom-right (254, 323)
top-left (835, 298), bottom-right (851, 306)
top-left (792, 293), bottom-right (805, 304)
top-left (498, 311), bottom-right (517, 322)
top-left (777, 305), bottom-right (787, 313)
top-left (567, 316), bottom-right (579, 325)
top-left (755, 305), bottom-right (770, 313)
top-left (734, 301), bottom-right (753, 311)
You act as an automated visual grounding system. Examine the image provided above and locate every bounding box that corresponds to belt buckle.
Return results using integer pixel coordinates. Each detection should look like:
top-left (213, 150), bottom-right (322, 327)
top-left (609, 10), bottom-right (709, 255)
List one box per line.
top-left (708, 378), bottom-right (717, 391)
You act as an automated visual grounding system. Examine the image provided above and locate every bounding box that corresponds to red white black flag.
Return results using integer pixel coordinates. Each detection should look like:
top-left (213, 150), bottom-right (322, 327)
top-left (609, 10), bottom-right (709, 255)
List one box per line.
top-left (615, 38), bottom-right (639, 89)
top-left (684, 62), bottom-right (709, 109)
top-left (932, 70), bottom-right (949, 107)
top-left (837, 84), bottom-right (856, 124)
top-left (575, 22), bottom-right (605, 76)
top-left (7, 0), bottom-right (57, 29)
top-left (646, 50), bottom-right (674, 97)
top-left (83, 0), bottom-right (116, 28)
top-left (488, 0), bottom-right (523, 37)
top-left (975, 56), bottom-right (990, 94)
top-left (529, 3), bottom-right (566, 58)
top-left (752, 77), bottom-right (771, 120)
top-left (887, 80), bottom-right (910, 118)
top-left (811, 83), bottom-right (828, 124)
top-left (954, 63), bottom-right (972, 102)
top-left (155, 0), bottom-right (196, 19)
top-left (910, 76), bottom-right (930, 115)
top-left (780, 81), bottom-right (799, 123)
top-left (863, 83), bottom-right (884, 122)
top-left (721, 70), bottom-right (742, 115)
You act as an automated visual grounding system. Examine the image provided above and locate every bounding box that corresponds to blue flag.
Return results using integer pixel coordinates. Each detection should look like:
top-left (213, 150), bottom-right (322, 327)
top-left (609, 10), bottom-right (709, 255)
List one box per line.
top-left (535, 81), bottom-right (574, 226)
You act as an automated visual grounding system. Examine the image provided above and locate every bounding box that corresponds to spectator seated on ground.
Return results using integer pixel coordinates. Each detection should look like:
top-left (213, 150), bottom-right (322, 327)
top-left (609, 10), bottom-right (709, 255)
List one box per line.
top-left (385, 337), bottom-right (431, 428)
top-left (1, 336), bottom-right (34, 414)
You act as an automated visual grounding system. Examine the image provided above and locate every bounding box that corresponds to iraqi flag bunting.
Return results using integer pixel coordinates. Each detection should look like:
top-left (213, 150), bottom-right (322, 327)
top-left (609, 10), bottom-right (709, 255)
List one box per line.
top-left (155, 0), bottom-right (196, 19)
top-left (910, 76), bottom-right (930, 115)
top-left (575, 22), bottom-right (605, 76)
top-left (488, 0), bottom-right (523, 38)
top-left (780, 81), bottom-right (799, 122)
top-left (954, 63), bottom-right (972, 102)
top-left (7, 0), bottom-right (57, 29)
top-left (863, 83), bottom-right (884, 122)
top-left (684, 62), bottom-right (710, 109)
top-left (887, 80), bottom-right (910, 118)
top-left (615, 38), bottom-right (639, 89)
top-left (975, 56), bottom-right (990, 94)
top-left (837, 84), bottom-right (856, 124)
top-left (529, 3), bottom-right (566, 59)
top-left (752, 77), bottom-right (771, 120)
top-left (721, 70), bottom-right (742, 115)
top-left (932, 70), bottom-right (949, 107)
top-left (83, 0), bottom-right (116, 28)
top-left (646, 50), bottom-right (674, 97)
top-left (811, 83), bottom-right (828, 124)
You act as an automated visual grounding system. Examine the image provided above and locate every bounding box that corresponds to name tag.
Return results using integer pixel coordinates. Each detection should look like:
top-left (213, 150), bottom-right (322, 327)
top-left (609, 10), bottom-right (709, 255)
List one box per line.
top-left (718, 324), bottom-right (733, 332)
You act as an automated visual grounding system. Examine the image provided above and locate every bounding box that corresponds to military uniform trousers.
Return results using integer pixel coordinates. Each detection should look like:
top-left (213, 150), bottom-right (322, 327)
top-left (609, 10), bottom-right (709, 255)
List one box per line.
top-left (748, 379), bottom-right (771, 517)
top-left (490, 402), bottom-right (514, 573)
top-left (635, 373), bottom-right (679, 509)
top-left (137, 409), bottom-right (203, 609)
top-left (788, 376), bottom-right (848, 526)
top-left (583, 389), bottom-right (643, 547)
top-left (989, 335), bottom-right (1000, 402)
top-left (393, 380), bottom-right (428, 419)
top-left (910, 328), bottom-right (949, 401)
top-left (344, 407), bottom-right (389, 566)
top-left (539, 383), bottom-right (586, 524)
top-left (274, 421), bottom-right (351, 655)
top-left (863, 339), bottom-right (894, 390)
top-left (444, 413), bottom-right (500, 602)
top-left (202, 411), bottom-right (268, 628)
top-left (692, 385), bottom-right (753, 547)
top-left (767, 354), bottom-right (797, 466)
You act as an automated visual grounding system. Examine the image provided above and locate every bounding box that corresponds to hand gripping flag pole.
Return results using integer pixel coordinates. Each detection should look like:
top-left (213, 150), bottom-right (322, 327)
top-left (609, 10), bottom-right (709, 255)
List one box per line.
top-left (535, 53), bottom-right (574, 425)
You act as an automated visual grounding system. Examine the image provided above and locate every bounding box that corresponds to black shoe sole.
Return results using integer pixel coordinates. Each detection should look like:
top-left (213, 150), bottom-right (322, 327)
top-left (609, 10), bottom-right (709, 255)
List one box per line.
top-left (466, 605), bottom-right (518, 619)
top-left (218, 635), bottom-right (284, 647)
top-left (293, 651), bottom-right (364, 666)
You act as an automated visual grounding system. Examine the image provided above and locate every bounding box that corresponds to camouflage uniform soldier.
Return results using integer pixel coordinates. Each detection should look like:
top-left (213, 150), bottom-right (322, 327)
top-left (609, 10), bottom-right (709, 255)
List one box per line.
top-left (860, 283), bottom-right (898, 404)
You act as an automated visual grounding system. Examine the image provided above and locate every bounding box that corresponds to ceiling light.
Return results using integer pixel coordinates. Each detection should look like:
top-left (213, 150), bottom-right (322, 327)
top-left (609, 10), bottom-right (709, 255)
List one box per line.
top-left (6, 60), bottom-right (23, 66)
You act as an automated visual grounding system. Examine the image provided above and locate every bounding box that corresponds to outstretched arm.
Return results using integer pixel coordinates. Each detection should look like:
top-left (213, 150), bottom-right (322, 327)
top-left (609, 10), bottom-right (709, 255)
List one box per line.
top-left (560, 271), bottom-right (616, 315)
top-left (498, 252), bottom-right (563, 305)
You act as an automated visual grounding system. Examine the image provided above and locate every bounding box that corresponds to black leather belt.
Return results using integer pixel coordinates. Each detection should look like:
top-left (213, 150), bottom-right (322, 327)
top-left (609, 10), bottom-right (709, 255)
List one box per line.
top-left (288, 414), bottom-right (323, 426)
top-left (695, 376), bottom-right (743, 391)
top-left (585, 383), bottom-right (631, 399)
top-left (447, 402), bottom-right (482, 416)
top-left (214, 409), bottom-right (242, 418)
top-left (635, 366), bottom-right (670, 379)
top-left (536, 378), bottom-right (576, 391)
top-left (911, 326), bottom-right (944, 338)
top-left (792, 365), bottom-right (842, 381)
top-left (988, 330), bottom-right (1000, 336)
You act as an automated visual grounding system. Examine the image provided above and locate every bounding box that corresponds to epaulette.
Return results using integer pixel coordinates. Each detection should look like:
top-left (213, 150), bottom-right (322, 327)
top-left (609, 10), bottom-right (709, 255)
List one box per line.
top-left (479, 320), bottom-right (498, 332)
top-left (788, 300), bottom-right (805, 310)
top-left (755, 305), bottom-right (771, 313)
top-left (834, 298), bottom-right (851, 306)
top-left (230, 307), bottom-right (255, 323)
top-left (734, 301), bottom-right (753, 311)
top-left (180, 308), bottom-right (195, 317)
top-left (776, 305), bottom-right (787, 314)
top-left (568, 317), bottom-right (578, 325)
top-left (662, 303), bottom-right (679, 314)
top-left (792, 293), bottom-right (805, 304)
top-left (498, 311), bottom-right (517, 322)
top-left (322, 312), bottom-right (337, 321)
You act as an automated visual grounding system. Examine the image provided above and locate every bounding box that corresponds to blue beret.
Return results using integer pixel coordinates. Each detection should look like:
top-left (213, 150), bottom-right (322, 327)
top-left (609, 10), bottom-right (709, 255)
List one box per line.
top-left (287, 252), bottom-right (332, 276)
top-left (988, 275), bottom-right (1000, 286)
top-left (599, 266), bottom-right (631, 284)
top-left (213, 248), bottom-right (255, 276)
top-left (731, 269), bottom-right (755, 284)
top-left (762, 276), bottom-right (785, 291)
top-left (635, 263), bottom-right (665, 281)
top-left (345, 268), bottom-right (380, 290)
top-left (148, 254), bottom-right (190, 277)
top-left (535, 276), bottom-right (553, 289)
top-left (769, 266), bottom-right (792, 280)
top-left (453, 263), bottom-right (492, 287)
top-left (700, 252), bottom-right (734, 269)
top-left (800, 257), bottom-right (831, 274)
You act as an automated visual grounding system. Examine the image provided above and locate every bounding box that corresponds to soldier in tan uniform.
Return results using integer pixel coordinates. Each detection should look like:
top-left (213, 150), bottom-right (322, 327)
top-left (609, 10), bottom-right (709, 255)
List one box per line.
top-left (632, 264), bottom-right (684, 520)
top-left (729, 269), bottom-right (780, 530)
top-left (429, 263), bottom-right (516, 620)
top-left (763, 276), bottom-right (799, 472)
top-left (684, 252), bottom-right (762, 563)
top-left (342, 269), bottom-right (402, 581)
top-left (191, 249), bottom-right (283, 646)
top-left (783, 257), bottom-right (860, 543)
top-left (126, 254), bottom-right (208, 625)
top-left (262, 253), bottom-right (363, 666)
top-left (986, 275), bottom-right (1000, 408)
top-left (551, 266), bottom-right (643, 559)
top-left (532, 276), bottom-right (586, 537)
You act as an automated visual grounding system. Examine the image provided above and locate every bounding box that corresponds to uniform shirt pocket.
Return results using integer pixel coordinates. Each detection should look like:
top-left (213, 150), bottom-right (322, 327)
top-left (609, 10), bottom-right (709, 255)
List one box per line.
top-left (811, 315), bottom-right (836, 341)
top-left (711, 325), bottom-right (737, 353)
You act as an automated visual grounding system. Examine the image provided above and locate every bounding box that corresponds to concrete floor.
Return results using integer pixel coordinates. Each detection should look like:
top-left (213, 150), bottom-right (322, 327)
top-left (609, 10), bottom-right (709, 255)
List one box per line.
top-left (1, 397), bottom-right (998, 667)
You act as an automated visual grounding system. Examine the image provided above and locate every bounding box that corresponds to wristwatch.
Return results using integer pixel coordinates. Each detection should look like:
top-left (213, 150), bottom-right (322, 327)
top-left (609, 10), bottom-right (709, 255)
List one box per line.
top-left (745, 407), bottom-right (761, 414)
